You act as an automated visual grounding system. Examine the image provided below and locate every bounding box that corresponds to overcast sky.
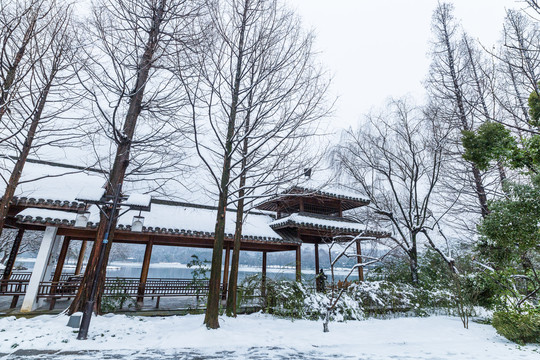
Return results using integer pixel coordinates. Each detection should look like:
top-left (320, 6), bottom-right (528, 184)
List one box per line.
top-left (289, 0), bottom-right (521, 131)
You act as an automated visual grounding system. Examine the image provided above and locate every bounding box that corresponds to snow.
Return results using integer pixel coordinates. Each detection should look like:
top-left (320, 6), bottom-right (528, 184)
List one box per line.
top-left (75, 187), bottom-right (105, 202)
top-left (17, 203), bottom-right (283, 240)
top-left (8, 162), bottom-right (106, 203)
top-left (0, 314), bottom-right (537, 359)
top-left (124, 193), bottom-right (151, 207)
top-left (271, 213), bottom-right (368, 232)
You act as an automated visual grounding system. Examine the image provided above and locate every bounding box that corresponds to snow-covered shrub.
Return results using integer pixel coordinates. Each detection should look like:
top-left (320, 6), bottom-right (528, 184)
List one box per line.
top-left (263, 279), bottom-right (453, 321)
top-left (492, 309), bottom-right (540, 344)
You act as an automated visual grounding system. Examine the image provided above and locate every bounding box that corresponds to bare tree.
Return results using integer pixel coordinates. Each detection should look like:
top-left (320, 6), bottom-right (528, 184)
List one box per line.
top-left (333, 99), bottom-right (453, 284)
top-left (177, 0), bottom-right (330, 328)
top-left (0, 1), bottom-right (79, 240)
top-left (426, 2), bottom-right (491, 220)
top-left (68, 0), bottom-right (200, 315)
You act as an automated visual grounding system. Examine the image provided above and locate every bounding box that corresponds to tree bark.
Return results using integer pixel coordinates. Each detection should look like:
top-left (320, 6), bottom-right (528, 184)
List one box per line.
top-left (0, 66), bottom-right (55, 238)
top-left (204, 0), bottom-right (249, 329)
top-left (68, 0), bottom-right (166, 315)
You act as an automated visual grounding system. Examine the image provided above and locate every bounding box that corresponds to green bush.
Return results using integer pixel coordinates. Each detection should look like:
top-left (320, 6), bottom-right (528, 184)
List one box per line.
top-left (492, 310), bottom-right (540, 344)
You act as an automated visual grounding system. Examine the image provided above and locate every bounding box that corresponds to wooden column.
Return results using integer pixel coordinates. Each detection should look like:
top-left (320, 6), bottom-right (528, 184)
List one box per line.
top-left (49, 237), bottom-right (71, 310)
top-left (299, 198), bottom-right (305, 212)
top-left (1, 229), bottom-right (25, 284)
top-left (295, 246), bottom-right (302, 282)
top-left (314, 243), bottom-right (319, 275)
top-left (262, 251), bottom-right (267, 299)
top-left (137, 240), bottom-right (153, 306)
top-left (74, 240), bottom-right (87, 275)
top-left (356, 239), bottom-right (364, 281)
top-left (221, 244), bottom-right (231, 300)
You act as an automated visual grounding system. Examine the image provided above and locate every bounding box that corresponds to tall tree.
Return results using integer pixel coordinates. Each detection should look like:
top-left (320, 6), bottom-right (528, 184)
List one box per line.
top-left (177, 0), bottom-right (329, 327)
top-left (426, 2), bottom-right (490, 220)
top-left (0, 0), bottom-right (77, 240)
top-left (68, 0), bottom-right (198, 314)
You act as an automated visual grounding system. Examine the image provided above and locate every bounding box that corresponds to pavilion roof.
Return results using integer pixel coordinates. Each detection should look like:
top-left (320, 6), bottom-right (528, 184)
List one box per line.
top-left (14, 200), bottom-right (300, 246)
top-left (270, 212), bottom-right (390, 239)
top-left (255, 183), bottom-right (370, 212)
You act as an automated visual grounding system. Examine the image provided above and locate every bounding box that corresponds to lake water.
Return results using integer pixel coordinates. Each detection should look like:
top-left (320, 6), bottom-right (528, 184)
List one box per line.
top-left (14, 259), bottom-right (359, 283)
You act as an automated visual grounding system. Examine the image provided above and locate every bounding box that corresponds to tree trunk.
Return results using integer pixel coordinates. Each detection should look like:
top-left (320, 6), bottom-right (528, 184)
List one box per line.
top-left (225, 190), bottom-right (245, 317)
top-left (409, 234), bottom-right (419, 284)
top-left (68, 0), bottom-right (166, 315)
top-left (0, 11), bottom-right (37, 121)
top-left (0, 69), bottom-right (55, 239)
top-left (204, 0), bottom-right (249, 330)
top-left (439, 5), bottom-right (489, 217)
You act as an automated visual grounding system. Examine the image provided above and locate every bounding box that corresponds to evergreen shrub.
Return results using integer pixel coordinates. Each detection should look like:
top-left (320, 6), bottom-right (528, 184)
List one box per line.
top-left (492, 309), bottom-right (540, 344)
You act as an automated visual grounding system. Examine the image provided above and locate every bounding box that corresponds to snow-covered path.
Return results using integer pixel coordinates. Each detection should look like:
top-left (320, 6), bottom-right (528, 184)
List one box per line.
top-left (0, 313), bottom-right (538, 359)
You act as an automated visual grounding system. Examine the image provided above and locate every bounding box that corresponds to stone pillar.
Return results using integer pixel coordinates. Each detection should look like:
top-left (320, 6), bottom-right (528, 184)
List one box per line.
top-left (21, 227), bottom-right (61, 312)
top-left (221, 244), bottom-right (230, 300)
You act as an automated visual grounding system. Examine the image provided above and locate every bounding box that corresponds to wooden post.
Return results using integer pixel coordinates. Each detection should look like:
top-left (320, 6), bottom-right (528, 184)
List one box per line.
top-left (295, 246), bottom-right (301, 282)
top-left (356, 239), bottom-right (364, 281)
top-left (314, 243), bottom-right (319, 275)
top-left (222, 244), bottom-right (231, 300)
top-left (299, 198), bottom-right (304, 212)
top-left (1, 229), bottom-right (25, 286)
top-left (49, 237), bottom-right (71, 310)
top-left (75, 240), bottom-right (87, 275)
top-left (262, 251), bottom-right (267, 300)
top-left (137, 240), bottom-right (153, 306)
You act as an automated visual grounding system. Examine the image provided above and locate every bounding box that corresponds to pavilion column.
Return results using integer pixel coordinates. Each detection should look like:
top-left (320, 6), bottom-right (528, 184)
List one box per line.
top-left (1, 228), bottom-right (25, 284)
top-left (137, 240), bottom-right (153, 307)
top-left (21, 227), bottom-right (61, 312)
top-left (261, 251), bottom-right (267, 300)
top-left (49, 237), bottom-right (71, 310)
top-left (295, 246), bottom-right (301, 282)
top-left (356, 239), bottom-right (364, 281)
top-left (74, 240), bottom-right (87, 275)
top-left (314, 243), bottom-right (319, 275)
top-left (221, 244), bottom-right (231, 300)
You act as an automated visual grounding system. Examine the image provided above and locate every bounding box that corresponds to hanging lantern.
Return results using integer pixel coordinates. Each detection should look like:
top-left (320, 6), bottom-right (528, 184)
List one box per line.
top-left (131, 215), bottom-right (144, 232)
top-left (74, 211), bottom-right (90, 228)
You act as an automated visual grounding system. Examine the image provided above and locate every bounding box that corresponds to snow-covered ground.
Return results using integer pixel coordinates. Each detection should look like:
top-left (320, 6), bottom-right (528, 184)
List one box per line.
top-left (0, 313), bottom-right (538, 359)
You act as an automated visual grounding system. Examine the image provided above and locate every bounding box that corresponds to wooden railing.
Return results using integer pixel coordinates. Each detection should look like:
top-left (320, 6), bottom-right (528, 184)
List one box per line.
top-left (1, 274), bottom-right (226, 310)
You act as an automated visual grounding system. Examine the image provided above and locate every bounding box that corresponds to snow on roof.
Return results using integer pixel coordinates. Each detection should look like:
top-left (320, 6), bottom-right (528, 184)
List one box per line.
top-left (15, 202), bottom-right (292, 243)
top-left (270, 213), bottom-right (390, 237)
top-left (8, 161), bottom-right (106, 203)
top-left (271, 213), bottom-right (367, 232)
top-left (290, 181), bottom-right (370, 203)
top-left (123, 193), bottom-right (152, 208)
top-left (76, 187), bottom-right (106, 202)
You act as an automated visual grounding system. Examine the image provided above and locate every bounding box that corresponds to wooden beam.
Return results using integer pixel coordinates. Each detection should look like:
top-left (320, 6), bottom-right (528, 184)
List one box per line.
top-left (137, 240), bottom-right (153, 306)
top-left (314, 243), bottom-right (319, 275)
top-left (1, 228), bottom-right (25, 283)
top-left (295, 246), bottom-right (301, 282)
top-left (356, 239), bottom-right (363, 281)
top-left (221, 244), bottom-right (231, 300)
top-left (262, 251), bottom-right (267, 299)
top-left (75, 240), bottom-right (87, 275)
top-left (49, 237), bottom-right (71, 310)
